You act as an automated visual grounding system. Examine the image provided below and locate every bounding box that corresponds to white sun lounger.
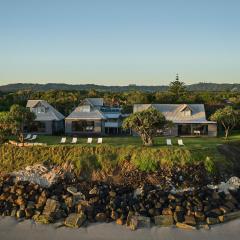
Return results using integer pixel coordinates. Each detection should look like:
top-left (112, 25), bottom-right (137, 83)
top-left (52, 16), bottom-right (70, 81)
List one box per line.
top-left (166, 139), bottom-right (172, 146)
top-left (178, 139), bottom-right (184, 146)
top-left (97, 138), bottom-right (103, 144)
top-left (60, 137), bottom-right (66, 144)
top-left (71, 137), bottom-right (77, 144)
top-left (24, 134), bottom-right (31, 140)
top-left (29, 135), bottom-right (37, 141)
top-left (87, 138), bottom-right (93, 144)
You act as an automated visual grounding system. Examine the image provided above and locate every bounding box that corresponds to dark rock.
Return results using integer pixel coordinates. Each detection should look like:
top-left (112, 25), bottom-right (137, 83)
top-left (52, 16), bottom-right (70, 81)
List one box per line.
top-left (176, 222), bottom-right (196, 230)
top-left (127, 216), bottom-right (138, 230)
top-left (89, 187), bottom-right (99, 195)
top-left (206, 217), bottom-right (219, 225)
top-left (154, 215), bottom-right (174, 226)
top-left (35, 214), bottom-right (53, 224)
top-left (168, 194), bottom-right (176, 200)
top-left (64, 196), bottom-right (74, 209)
top-left (162, 208), bottom-right (172, 215)
top-left (15, 196), bottom-right (25, 206)
top-left (16, 209), bottom-right (25, 219)
top-left (184, 215), bottom-right (196, 226)
top-left (194, 211), bottom-right (205, 221)
top-left (219, 206), bottom-right (230, 214)
top-left (111, 210), bottom-right (118, 220)
top-left (88, 196), bottom-right (99, 204)
top-left (207, 208), bottom-right (222, 217)
top-left (174, 211), bottom-right (185, 223)
top-left (212, 191), bottom-right (220, 200)
top-left (109, 191), bottom-right (117, 198)
top-left (224, 201), bottom-right (236, 211)
top-left (64, 213), bottom-right (86, 228)
top-left (134, 215), bottom-right (151, 228)
top-left (95, 212), bottom-right (107, 222)
top-left (219, 211), bottom-right (240, 223)
top-left (25, 208), bottom-right (34, 218)
top-left (66, 186), bottom-right (78, 195)
top-left (42, 198), bottom-right (61, 219)
top-left (175, 205), bottom-right (184, 212)
top-left (76, 200), bottom-right (92, 213)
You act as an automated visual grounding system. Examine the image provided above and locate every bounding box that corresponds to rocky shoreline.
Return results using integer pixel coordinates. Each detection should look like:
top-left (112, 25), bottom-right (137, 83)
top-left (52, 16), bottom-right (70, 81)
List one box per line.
top-left (1, 164), bottom-right (240, 231)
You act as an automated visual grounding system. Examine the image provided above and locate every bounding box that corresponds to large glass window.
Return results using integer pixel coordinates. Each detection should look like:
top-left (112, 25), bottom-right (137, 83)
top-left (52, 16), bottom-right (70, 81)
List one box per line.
top-left (178, 124), bottom-right (208, 135)
top-left (72, 120), bottom-right (94, 132)
top-left (29, 121), bottom-right (46, 132)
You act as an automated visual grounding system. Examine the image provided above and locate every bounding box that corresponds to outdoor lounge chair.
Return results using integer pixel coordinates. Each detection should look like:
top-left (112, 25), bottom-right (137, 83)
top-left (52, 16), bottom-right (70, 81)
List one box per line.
top-left (29, 135), bottom-right (37, 141)
top-left (178, 139), bottom-right (184, 146)
top-left (97, 138), bottom-right (103, 144)
top-left (24, 133), bottom-right (31, 140)
top-left (71, 137), bottom-right (77, 144)
top-left (166, 139), bottom-right (172, 146)
top-left (87, 138), bottom-right (93, 144)
top-left (60, 137), bottom-right (67, 144)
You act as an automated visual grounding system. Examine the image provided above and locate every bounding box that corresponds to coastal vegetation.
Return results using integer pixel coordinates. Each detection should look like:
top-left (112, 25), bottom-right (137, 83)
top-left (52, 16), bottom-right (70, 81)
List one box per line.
top-left (1, 133), bottom-right (240, 177)
top-left (122, 108), bottom-right (170, 146)
top-left (210, 106), bottom-right (240, 139)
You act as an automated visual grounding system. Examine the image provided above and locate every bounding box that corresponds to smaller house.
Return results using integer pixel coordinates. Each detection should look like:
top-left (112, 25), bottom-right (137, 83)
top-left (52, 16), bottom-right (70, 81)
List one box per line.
top-left (134, 103), bottom-right (217, 137)
top-left (65, 98), bottom-right (129, 135)
top-left (26, 100), bottom-right (65, 135)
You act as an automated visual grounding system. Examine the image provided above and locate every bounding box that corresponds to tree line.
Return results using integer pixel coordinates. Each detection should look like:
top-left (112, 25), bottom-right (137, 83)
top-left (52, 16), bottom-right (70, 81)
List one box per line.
top-left (0, 88), bottom-right (240, 117)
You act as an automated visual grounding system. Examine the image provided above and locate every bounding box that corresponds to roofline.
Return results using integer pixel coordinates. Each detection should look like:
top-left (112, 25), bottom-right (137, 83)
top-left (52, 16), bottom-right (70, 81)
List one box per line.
top-left (174, 121), bottom-right (217, 124)
top-left (65, 117), bottom-right (105, 120)
top-left (134, 103), bottom-right (205, 106)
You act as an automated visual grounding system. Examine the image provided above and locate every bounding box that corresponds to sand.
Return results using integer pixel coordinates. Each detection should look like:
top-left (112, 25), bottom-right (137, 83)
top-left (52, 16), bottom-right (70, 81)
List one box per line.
top-left (1, 217), bottom-right (240, 240)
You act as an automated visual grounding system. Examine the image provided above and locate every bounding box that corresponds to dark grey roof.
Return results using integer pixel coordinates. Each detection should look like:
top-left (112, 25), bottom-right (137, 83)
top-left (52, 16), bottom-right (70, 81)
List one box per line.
top-left (26, 100), bottom-right (65, 121)
top-left (66, 107), bottom-right (106, 120)
top-left (134, 104), bottom-right (216, 124)
top-left (85, 98), bottom-right (104, 107)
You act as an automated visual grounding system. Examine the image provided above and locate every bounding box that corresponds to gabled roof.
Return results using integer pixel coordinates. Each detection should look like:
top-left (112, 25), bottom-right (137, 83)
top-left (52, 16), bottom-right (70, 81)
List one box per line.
top-left (66, 107), bottom-right (106, 120)
top-left (26, 100), bottom-right (65, 121)
top-left (134, 104), bottom-right (216, 124)
top-left (178, 104), bottom-right (193, 112)
top-left (84, 98), bottom-right (104, 107)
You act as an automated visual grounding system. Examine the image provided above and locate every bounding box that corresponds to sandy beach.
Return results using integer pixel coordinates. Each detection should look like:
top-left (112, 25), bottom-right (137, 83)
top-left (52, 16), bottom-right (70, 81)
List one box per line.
top-left (0, 217), bottom-right (240, 240)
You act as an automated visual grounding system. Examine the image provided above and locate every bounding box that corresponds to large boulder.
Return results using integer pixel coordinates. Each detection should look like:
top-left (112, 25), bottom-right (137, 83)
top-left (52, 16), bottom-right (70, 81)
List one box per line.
top-left (154, 215), bottom-right (174, 226)
top-left (64, 213), bottom-right (86, 228)
top-left (42, 198), bottom-right (61, 219)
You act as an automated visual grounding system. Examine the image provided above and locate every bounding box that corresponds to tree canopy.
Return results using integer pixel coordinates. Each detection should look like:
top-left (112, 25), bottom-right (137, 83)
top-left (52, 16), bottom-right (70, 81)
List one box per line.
top-left (210, 106), bottom-right (240, 138)
top-left (123, 107), bottom-right (170, 146)
top-left (168, 74), bottom-right (187, 100)
top-left (0, 112), bottom-right (11, 144)
top-left (8, 104), bottom-right (36, 143)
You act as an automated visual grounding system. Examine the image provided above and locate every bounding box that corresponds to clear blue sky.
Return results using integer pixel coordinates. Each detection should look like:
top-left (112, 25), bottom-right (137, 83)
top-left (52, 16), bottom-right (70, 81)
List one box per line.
top-left (0, 0), bottom-right (240, 85)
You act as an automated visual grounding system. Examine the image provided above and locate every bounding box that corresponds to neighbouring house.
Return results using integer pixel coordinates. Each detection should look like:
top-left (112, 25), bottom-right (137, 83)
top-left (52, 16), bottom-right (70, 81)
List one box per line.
top-left (26, 100), bottom-right (65, 135)
top-left (65, 98), bottom-right (129, 136)
top-left (133, 104), bottom-right (217, 137)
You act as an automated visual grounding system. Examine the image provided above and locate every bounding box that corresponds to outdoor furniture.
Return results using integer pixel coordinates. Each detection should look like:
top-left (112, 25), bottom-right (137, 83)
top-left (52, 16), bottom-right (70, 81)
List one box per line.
top-left (87, 138), bottom-right (93, 144)
top-left (71, 137), bottom-right (77, 144)
top-left (29, 135), bottom-right (37, 141)
top-left (60, 137), bottom-right (67, 144)
top-left (24, 134), bottom-right (31, 140)
top-left (166, 139), bottom-right (172, 146)
top-left (194, 130), bottom-right (201, 135)
top-left (178, 139), bottom-right (184, 146)
top-left (97, 138), bottom-right (103, 144)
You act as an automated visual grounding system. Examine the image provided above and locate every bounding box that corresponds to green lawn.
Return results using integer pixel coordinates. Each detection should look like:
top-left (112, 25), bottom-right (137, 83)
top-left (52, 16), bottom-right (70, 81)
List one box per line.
top-left (24, 131), bottom-right (240, 150)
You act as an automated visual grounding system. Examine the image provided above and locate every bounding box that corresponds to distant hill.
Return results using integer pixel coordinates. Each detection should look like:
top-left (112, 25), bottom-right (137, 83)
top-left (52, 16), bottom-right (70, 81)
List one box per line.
top-left (0, 82), bottom-right (239, 93)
